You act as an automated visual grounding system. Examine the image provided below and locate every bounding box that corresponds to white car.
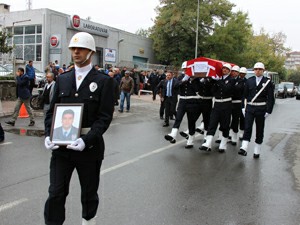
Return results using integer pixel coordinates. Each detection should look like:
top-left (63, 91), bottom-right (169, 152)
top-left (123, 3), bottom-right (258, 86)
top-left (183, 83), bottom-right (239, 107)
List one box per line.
top-left (0, 65), bottom-right (12, 76)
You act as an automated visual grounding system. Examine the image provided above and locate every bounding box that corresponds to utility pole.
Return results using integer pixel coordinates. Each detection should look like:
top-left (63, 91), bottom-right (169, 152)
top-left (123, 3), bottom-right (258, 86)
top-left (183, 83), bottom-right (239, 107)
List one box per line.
top-left (26, 0), bottom-right (32, 10)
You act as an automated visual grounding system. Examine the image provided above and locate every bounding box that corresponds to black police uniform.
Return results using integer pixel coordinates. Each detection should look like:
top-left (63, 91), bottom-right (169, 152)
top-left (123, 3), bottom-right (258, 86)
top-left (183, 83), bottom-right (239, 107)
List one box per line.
top-left (241, 76), bottom-right (274, 144)
top-left (238, 77), bottom-right (247, 133)
top-left (44, 67), bottom-right (114, 225)
top-left (206, 75), bottom-right (235, 138)
top-left (174, 77), bottom-right (201, 136)
top-left (195, 77), bottom-right (213, 132)
top-left (229, 76), bottom-right (246, 140)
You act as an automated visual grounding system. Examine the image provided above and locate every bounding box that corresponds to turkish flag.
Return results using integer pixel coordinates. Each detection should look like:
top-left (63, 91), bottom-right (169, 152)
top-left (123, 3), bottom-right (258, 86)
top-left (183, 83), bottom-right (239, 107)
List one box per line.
top-left (185, 57), bottom-right (235, 78)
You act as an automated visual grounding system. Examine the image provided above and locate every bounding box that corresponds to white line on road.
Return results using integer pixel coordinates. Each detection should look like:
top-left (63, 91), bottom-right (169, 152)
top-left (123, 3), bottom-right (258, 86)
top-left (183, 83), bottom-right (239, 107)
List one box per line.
top-left (0, 142), bottom-right (12, 146)
top-left (0, 198), bottom-right (28, 213)
top-left (100, 135), bottom-right (200, 176)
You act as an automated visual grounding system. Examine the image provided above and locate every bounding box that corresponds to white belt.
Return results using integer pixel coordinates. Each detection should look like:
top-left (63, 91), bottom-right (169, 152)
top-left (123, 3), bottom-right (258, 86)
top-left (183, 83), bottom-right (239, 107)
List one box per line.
top-left (232, 100), bottom-right (242, 103)
top-left (248, 102), bottom-right (266, 106)
top-left (198, 95), bottom-right (213, 100)
top-left (81, 128), bottom-right (90, 135)
top-left (179, 95), bottom-right (201, 99)
top-left (214, 97), bottom-right (232, 102)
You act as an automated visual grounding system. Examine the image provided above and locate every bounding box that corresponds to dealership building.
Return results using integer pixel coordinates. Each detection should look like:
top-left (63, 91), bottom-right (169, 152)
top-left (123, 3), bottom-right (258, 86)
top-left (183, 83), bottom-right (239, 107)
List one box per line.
top-left (0, 3), bottom-right (157, 71)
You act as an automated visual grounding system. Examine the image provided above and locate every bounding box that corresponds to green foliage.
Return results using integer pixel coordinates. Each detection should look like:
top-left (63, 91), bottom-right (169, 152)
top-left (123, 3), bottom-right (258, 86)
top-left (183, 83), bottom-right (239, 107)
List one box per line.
top-left (0, 75), bottom-right (14, 80)
top-left (0, 30), bottom-right (13, 54)
top-left (287, 69), bottom-right (300, 85)
top-left (135, 28), bottom-right (151, 38)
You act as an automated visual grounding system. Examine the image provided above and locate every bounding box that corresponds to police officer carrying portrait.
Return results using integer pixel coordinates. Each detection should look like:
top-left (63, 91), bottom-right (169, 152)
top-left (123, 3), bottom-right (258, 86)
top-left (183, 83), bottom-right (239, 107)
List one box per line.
top-left (238, 62), bottom-right (274, 158)
top-left (44, 32), bottom-right (114, 225)
top-left (165, 61), bottom-right (201, 149)
top-left (200, 63), bottom-right (235, 153)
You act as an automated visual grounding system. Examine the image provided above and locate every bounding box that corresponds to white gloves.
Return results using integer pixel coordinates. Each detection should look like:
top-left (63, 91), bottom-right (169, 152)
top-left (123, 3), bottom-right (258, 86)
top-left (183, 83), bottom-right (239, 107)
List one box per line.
top-left (182, 75), bottom-right (190, 82)
top-left (242, 108), bottom-right (246, 117)
top-left (67, 138), bottom-right (85, 151)
top-left (44, 136), bottom-right (59, 150)
top-left (200, 78), bottom-right (205, 83)
top-left (265, 113), bottom-right (269, 118)
top-left (211, 76), bottom-right (220, 80)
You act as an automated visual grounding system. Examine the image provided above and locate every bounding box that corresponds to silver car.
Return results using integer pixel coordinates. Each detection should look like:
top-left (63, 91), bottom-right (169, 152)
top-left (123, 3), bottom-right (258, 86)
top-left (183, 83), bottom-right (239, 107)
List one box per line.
top-left (0, 65), bottom-right (12, 76)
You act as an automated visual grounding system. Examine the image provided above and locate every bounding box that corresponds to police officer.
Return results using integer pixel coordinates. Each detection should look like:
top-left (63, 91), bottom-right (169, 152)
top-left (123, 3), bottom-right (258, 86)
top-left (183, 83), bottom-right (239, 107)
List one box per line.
top-left (229, 65), bottom-right (244, 145)
top-left (200, 63), bottom-right (235, 152)
top-left (237, 67), bottom-right (248, 139)
top-left (165, 61), bottom-right (201, 149)
top-left (239, 62), bottom-right (274, 158)
top-left (44, 32), bottom-right (114, 225)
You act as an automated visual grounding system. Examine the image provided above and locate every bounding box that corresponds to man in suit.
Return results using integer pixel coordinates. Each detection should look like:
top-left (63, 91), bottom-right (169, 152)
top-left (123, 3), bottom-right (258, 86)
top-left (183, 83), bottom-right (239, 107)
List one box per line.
top-left (239, 62), bottom-right (274, 158)
top-left (156, 71), bottom-right (178, 127)
top-left (44, 32), bottom-right (114, 225)
top-left (5, 67), bottom-right (35, 127)
top-left (52, 109), bottom-right (79, 142)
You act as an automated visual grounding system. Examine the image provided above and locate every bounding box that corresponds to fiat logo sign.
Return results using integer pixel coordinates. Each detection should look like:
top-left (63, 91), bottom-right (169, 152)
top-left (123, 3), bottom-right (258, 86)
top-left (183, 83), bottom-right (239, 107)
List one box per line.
top-left (72, 15), bottom-right (80, 28)
top-left (50, 36), bottom-right (59, 47)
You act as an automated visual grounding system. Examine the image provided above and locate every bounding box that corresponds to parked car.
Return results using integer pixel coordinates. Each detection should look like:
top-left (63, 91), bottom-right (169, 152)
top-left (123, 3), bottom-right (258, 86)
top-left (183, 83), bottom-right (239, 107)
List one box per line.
top-left (275, 83), bottom-right (287, 98)
top-left (0, 65), bottom-right (12, 76)
top-left (280, 82), bottom-right (295, 97)
top-left (296, 86), bottom-right (300, 100)
top-left (2, 64), bottom-right (45, 86)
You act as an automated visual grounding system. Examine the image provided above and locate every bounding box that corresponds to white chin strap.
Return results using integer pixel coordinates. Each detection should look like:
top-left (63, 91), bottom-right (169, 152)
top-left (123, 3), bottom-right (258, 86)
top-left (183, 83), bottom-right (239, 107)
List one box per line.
top-left (80, 50), bottom-right (93, 65)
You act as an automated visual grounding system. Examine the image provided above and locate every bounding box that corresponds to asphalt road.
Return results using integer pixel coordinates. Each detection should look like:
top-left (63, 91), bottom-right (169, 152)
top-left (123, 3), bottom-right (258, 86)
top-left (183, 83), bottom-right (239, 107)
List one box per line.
top-left (0, 97), bottom-right (300, 225)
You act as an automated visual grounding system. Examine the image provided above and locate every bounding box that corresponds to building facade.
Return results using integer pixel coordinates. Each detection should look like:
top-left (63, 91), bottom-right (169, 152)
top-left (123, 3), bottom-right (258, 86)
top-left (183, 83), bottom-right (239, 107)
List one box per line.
top-left (0, 4), bottom-right (156, 71)
top-left (285, 51), bottom-right (300, 70)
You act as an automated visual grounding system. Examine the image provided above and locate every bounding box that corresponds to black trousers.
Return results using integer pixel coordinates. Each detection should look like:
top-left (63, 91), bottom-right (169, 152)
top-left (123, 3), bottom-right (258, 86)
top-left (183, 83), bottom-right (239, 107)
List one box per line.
top-left (243, 105), bottom-right (266, 144)
top-left (29, 79), bottom-right (35, 94)
top-left (159, 99), bottom-right (165, 118)
top-left (164, 96), bottom-right (176, 123)
top-left (199, 99), bottom-right (212, 131)
top-left (239, 110), bottom-right (245, 130)
top-left (230, 102), bottom-right (242, 133)
top-left (207, 102), bottom-right (232, 137)
top-left (44, 154), bottom-right (102, 225)
top-left (0, 123), bottom-right (4, 141)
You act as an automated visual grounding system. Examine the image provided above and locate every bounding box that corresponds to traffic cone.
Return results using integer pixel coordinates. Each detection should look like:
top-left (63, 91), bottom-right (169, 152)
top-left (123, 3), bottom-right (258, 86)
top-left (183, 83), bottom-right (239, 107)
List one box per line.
top-left (18, 103), bottom-right (29, 118)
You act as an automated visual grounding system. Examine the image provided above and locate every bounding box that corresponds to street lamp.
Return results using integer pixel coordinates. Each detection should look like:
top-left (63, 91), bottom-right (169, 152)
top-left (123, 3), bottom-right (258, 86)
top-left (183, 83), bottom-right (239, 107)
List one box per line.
top-left (195, 0), bottom-right (200, 59)
top-left (118, 38), bottom-right (124, 64)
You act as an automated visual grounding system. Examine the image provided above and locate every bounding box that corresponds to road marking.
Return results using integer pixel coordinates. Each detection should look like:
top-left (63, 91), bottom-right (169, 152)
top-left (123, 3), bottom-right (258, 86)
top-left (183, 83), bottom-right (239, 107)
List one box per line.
top-left (101, 134), bottom-right (200, 175)
top-left (0, 198), bottom-right (28, 213)
top-left (0, 142), bottom-right (12, 146)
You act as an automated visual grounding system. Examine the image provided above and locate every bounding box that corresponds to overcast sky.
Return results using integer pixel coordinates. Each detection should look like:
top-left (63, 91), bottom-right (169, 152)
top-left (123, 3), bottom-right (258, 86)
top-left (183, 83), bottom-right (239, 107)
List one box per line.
top-left (2, 0), bottom-right (299, 51)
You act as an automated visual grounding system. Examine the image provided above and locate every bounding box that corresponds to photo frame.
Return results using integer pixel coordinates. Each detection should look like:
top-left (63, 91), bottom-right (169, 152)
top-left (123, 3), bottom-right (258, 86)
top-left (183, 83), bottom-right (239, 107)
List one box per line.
top-left (50, 103), bottom-right (84, 145)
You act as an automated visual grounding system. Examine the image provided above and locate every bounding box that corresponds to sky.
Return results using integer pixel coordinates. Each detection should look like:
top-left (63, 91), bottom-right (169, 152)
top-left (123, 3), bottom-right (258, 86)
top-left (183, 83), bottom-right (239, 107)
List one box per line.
top-left (2, 0), bottom-right (299, 51)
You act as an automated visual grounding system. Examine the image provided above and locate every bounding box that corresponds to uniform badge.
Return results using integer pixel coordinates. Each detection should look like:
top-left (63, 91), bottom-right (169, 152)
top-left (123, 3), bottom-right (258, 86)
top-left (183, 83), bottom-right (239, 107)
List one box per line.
top-left (89, 82), bottom-right (98, 92)
top-left (225, 80), bottom-right (228, 84)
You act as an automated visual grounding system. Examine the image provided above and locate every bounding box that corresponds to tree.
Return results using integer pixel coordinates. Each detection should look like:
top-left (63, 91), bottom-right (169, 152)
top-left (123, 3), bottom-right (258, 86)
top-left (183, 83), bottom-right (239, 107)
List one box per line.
top-left (151, 0), bottom-right (234, 67)
top-left (135, 28), bottom-right (151, 38)
top-left (0, 30), bottom-right (13, 54)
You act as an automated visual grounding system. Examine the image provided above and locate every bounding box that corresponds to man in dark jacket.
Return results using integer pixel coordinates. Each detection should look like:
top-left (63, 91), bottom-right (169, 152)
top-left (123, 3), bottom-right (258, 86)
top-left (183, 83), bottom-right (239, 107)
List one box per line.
top-left (44, 32), bottom-right (114, 225)
top-left (25, 60), bottom-right (35, 94)
top-left (5, 67), bottom-right (35, 126)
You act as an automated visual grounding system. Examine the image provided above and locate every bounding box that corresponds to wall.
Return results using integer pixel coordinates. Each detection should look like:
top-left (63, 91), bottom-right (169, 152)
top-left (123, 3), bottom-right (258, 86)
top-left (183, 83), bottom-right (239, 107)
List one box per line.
top-left (0, 80), bottom-right (16, 100)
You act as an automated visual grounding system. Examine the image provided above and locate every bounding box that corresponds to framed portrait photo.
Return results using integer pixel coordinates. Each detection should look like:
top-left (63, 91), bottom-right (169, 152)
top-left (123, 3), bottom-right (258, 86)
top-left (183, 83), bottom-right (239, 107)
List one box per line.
top-left (50, 103), bottom-right (84, 145)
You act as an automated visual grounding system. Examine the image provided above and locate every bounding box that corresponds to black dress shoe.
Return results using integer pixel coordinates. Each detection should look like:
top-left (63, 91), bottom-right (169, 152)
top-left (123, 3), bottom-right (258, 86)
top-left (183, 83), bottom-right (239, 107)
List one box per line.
top-left (253, 154), bottom-right (260, 159)
top-left (160, 116), bottom-right (164, 120)
top-left (199, 146), bottom-right (211, 151)
top-left (170, 116), bottom-right (175, 120)
top-left (185, 144), bottom-right (193, 149)
top-left (162, 123), bottom-right (169, 127)
top-left (215, 139), bottom-right (221, 144)
top-left (28, 121), bottom-right (35, 126)
top-left (5, 121), bottom-right (15, 126)
top-left (218, 149), bottom-right (225, 153)
top-left (196, 128), bottom-right (202, 133)
top-left (231, 142), bottom-right (237, 146)
top-left (179, 131), bottom-right (189, 139)
top-left (238, 149), bottom-right (247, 156)
top-left (118, 110), bottom-right (123, 113)
top-left (164, 135), bottom-right (176, 144)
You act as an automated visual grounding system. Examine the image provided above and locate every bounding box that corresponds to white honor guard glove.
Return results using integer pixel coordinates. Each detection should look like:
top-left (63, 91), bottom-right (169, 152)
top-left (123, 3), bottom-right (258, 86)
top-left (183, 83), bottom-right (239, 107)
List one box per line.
top-left (182, 75), bottom-right (190, 82)
top-left (44, 136), bottom-right (59, 150)
top-left (264, 112), bottom-right (269, 118)
top-left (242, 108), bottom-right (246, 117)
top-left (211, 76), bottom-right (219, 81)
top-left (67, 138), bottom-right (85, 151)
top-left (200, 78), bottom-right (205, 83)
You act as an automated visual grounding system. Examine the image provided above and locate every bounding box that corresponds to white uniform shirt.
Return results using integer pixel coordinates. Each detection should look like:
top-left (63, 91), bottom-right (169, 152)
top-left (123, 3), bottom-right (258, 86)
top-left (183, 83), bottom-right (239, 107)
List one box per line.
top-left (75, 64), bottom-right (93, 90)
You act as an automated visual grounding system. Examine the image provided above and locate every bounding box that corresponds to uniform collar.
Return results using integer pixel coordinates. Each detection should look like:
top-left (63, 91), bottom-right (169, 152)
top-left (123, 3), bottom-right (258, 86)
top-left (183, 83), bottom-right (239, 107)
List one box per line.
top-left (75, 63), bottom-right (93, 75)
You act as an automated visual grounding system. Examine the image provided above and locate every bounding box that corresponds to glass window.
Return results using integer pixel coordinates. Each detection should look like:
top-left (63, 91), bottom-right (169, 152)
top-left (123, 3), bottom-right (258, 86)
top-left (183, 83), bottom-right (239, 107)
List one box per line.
top-left (14, 26), bottom-right (23, 35)
top-left (24, 45), bottom-right (35, 61)
top-left (36, 35), bottom-right (42, 43)
top-left (25, 26), bottom-right (35, 34)
top-left (37, 25), bottom-right (42, 33)
top-left (25, 35), bottom-right (35, 44)
top-left (14, 45), bottom-right (23, 60)
top-left (14, 36), bottom-right (23, 44)
top-left (36, 45), bottom-right (42, 61)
